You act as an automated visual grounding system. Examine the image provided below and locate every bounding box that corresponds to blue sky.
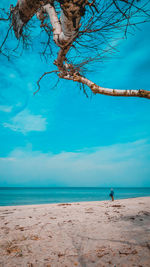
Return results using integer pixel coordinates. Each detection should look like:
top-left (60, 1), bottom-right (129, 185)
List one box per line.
top-left (0, 1), bottom-right (150, 187)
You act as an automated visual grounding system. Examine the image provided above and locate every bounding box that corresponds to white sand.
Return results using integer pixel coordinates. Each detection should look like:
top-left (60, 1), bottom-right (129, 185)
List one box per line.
top-left (0, 197), bottom-right (150, 267)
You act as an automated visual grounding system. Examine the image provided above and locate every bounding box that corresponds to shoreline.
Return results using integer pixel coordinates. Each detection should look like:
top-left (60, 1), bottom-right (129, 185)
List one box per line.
top-left (0, 197), bottom-right (150, 266)
top-left (0, 195), bottom-right (150, 208)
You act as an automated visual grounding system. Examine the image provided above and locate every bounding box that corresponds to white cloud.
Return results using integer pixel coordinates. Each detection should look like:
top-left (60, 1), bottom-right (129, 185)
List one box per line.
top-left (0, 105), bottom-right (12, 113)
top-left (0, 157), bottom-right (15, 161)
top-left (0, 140), bottom-right (150, 187)
top-left (3, 109), bottom-right (47, 134)
top-left (9, 73), bottom-right (16, 79)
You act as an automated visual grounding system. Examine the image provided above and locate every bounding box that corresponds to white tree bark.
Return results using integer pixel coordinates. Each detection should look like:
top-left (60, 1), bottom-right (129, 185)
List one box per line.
top-left (13, 0), bottom-right (85, 68)
top-left (62, 73), bottom-right (150, 99)
top-left (43, 4), bottom-right (61, 46)
top-left (43, 2), bottom-right (85, 69)
top-left (44, 3), bottom-right (80, 46)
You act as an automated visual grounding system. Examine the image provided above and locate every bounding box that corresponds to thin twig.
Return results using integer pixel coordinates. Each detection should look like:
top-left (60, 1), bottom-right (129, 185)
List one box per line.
top-left (34, 70), bottom-right (59, 95)
top-left (0, 24), bottom-right (12, 51)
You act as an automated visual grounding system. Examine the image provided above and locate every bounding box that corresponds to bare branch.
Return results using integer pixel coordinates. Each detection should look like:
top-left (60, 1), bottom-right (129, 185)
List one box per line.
top-left (61, 73), bottom-right (150, 100)
top-left (34, 70), bottom-right (59, 95)
top-left (0, 24), bottom-right (12, 51)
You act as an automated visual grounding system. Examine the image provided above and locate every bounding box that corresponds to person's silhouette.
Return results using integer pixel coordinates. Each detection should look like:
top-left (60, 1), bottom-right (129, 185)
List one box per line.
top-left (109, 188), bottom-right (114, 201)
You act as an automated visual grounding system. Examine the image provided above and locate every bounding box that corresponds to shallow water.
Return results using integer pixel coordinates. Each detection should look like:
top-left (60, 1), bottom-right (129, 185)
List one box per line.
top-left (0, 187), bottom-right (150, 206)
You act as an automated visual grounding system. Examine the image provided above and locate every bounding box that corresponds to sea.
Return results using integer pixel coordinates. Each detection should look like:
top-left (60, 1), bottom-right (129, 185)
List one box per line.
top-left (0, 187), bottom-right (150, 206)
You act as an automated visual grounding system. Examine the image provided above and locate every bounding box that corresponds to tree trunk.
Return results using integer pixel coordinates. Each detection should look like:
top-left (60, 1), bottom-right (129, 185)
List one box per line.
top-left (44, 1), bottom-right (86, 69)
top-left (12, 0), bottom-right (52, 38)
top-left (12, 0), bottom-right (86, 68)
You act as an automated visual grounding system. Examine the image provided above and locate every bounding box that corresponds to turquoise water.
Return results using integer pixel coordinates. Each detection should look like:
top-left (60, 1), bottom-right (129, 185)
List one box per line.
top-left (0, 187), bottom-right (150, 206)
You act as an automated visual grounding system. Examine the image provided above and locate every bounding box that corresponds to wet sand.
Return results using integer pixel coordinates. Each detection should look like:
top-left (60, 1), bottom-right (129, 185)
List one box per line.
top-left (0, 197), bottom-right (150, 267)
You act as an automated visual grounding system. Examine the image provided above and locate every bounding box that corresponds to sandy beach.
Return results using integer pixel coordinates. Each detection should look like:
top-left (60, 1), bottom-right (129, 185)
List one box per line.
top-left (0, 197), bottom-right (150, 267)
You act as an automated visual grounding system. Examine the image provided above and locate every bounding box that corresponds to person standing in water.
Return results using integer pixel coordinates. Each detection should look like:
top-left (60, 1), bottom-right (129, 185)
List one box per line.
top-left (109, 188), bottom-right (114, 201)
